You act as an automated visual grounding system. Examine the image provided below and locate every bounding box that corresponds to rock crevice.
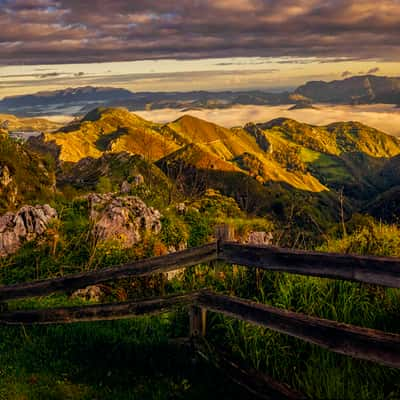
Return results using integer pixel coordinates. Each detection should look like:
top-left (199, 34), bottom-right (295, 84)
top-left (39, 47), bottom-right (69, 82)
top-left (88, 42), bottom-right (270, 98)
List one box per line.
top-left (0, 204), bottom-right (57, 256)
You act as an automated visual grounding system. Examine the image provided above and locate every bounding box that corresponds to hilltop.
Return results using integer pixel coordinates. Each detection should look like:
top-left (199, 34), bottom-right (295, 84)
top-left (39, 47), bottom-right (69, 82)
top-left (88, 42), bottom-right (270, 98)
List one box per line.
top-left (295, 75), bottom-right (400, 104)
top-left (0, 114), bottom-right (62, 132)
top-left (44, 107), bottom-right (181, 162)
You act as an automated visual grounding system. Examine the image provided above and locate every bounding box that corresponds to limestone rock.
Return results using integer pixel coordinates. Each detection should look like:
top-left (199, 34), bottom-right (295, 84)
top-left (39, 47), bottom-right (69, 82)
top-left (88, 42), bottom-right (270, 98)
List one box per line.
top-left (176, 203), bottom-right (186, 215)
top-left (71, 285), bottom-right (106, 302)
top-left (88, 193), bottom-right (161, 247)
top-left (120, 180), bottom-right (132, 194)
top-left (0, 204), bottom-right (58, 256)
top-left (132, 174), bottom-right (144, 186)
top-left (246, 231), bottom-right (273, 245)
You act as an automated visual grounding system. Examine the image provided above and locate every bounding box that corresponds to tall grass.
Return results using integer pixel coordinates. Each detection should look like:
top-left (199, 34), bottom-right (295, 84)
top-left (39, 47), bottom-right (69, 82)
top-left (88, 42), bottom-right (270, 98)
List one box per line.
top-left (1, 200), bottom-right (400, 398)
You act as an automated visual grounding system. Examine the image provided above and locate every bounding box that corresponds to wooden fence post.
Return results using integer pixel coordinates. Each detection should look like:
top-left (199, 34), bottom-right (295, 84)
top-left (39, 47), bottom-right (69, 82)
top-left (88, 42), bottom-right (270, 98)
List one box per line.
top-left (215, 224), bottom-right (235, 242)
top-left (189, 306), bottom-right (207, 337)
top-left (215, 224), bottom-right (235, 248)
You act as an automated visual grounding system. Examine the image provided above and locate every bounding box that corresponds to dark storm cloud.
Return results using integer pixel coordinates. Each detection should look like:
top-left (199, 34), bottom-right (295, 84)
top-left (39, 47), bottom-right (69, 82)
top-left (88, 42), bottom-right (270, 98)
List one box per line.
top-left (0, 0), bottom-right (400, 64)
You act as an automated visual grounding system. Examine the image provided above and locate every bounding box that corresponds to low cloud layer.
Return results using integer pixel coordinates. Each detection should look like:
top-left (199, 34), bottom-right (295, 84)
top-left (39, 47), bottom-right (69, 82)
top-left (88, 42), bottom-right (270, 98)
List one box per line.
top-left (134, 104), bottom-right (400, 137)
top-left (1, 0), bottom-right (400, 64)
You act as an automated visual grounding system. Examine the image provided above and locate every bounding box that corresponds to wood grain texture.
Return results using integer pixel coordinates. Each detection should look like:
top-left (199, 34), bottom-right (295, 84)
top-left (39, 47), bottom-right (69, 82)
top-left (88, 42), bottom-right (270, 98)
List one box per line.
top-left (196, 291), bottom-right (400, 368)
top-left (0, 292), bottom-right (195, 325)
top-left (0, 243), bottom-right (217, 301)
top-left (220, 242), bottom-right (400, 288)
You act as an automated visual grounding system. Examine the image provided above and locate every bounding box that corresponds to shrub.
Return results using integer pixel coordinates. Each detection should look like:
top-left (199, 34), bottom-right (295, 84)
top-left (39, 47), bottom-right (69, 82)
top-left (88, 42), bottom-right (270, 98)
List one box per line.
top-left (320, 219), bottom-right (400, 257)
top-left (96, 176), bottom-right (113, 193)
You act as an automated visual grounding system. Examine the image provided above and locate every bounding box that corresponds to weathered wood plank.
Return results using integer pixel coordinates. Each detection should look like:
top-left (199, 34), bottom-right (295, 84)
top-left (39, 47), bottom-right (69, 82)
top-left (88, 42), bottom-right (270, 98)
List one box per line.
top-left (219, 242), bottom-right (400, 288)
top-left (189, 306), bottom-right (207, 337)
top-left (0, 243), bottom-right (217, 301)
top-left (0, 293), bottom-right (195, 325)
top-left (196, 291), bottom-right (400, 369)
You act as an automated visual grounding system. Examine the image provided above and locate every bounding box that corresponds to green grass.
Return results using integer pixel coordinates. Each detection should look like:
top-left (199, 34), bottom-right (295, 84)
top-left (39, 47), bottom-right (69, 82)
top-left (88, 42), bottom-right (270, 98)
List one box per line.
top-left (0, 314), bottom-right (253, 400)
top-left (1, 198), bottom-right (400, 399)
top-left (177, 263), bottom-right (400, 399)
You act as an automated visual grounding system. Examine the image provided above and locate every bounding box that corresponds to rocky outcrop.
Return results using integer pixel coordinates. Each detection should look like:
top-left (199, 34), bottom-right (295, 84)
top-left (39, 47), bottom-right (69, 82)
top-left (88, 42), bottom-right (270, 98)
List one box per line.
top-left (119, 174), bottom-right (144, 194)
top-left (244, 123), bottom-right (272, 153)
top-left (120, 180), bottom-right (132, 194)
top-left (246, 231), bottom-right (273, 245)
top-left (0, 204), bottom-right (58, 256)
top-left (88, 193), bottom-right (162, 247)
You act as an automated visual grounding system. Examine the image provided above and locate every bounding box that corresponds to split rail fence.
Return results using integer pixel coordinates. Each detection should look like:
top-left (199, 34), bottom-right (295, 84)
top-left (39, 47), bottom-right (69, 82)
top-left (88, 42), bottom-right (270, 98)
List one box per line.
top-left (1, 227), bottom-right (400, 397)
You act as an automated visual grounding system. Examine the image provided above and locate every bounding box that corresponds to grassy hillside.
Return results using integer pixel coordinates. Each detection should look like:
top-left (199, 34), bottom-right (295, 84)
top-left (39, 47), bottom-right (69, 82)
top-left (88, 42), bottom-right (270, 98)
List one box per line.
top-left (0, 137), bottom-right (55, 212)
top-left (45, 108), bottom-right (180, 162)
top-left (0, 114), bottom-right (62, 131)
top-left (245, 118), bottom-right (400, 199)
top-left (33, 107), bottom-right (400, 220)
top-left (168, 115), bottom-right (327, 192)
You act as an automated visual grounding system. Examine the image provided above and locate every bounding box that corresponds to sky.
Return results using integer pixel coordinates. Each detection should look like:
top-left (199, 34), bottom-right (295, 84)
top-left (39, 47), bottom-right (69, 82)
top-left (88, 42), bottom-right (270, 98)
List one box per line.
top-left (1, 0), bottom-right (400, 97)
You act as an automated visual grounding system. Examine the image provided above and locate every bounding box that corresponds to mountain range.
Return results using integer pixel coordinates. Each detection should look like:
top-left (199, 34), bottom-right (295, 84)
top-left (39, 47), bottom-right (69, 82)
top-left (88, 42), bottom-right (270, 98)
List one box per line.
top-left (1, 75), bottom-right (400, 117)
top-left (1, 106), bottom-right (397, 227)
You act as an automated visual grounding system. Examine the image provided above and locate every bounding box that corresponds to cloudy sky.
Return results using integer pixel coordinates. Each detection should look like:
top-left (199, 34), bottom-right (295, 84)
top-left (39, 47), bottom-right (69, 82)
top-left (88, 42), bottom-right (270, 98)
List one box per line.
top-left (1, 0), bottom-right (400, 96)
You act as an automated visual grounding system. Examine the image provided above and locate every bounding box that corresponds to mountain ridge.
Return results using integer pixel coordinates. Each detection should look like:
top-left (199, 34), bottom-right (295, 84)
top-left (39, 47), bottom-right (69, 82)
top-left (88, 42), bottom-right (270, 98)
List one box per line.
top-left (38, 107), bottom-right (400, 199)
top-left (2, 75), bottom-right (400, 117)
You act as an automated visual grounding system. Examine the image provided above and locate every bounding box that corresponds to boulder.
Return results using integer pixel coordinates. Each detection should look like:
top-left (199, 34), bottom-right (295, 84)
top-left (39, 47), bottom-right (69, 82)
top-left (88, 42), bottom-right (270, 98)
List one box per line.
top-left (88, 193), bottom-right (161, 247)
top-left (120, 180), bottom-right (132, 194)
top-left (0, 204), bottom-right (58, 256)
top-left (246, 231), bottom-right (273, 245)
top-left (175, 203), bottom-right (186, 215)
top-left (71, 285), bottom-right (106, 302)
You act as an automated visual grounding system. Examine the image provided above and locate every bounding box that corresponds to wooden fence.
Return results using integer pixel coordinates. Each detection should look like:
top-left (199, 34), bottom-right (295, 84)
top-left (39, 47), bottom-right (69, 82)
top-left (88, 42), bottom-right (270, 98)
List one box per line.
top-left (1, 229), bottom-right (400, 396)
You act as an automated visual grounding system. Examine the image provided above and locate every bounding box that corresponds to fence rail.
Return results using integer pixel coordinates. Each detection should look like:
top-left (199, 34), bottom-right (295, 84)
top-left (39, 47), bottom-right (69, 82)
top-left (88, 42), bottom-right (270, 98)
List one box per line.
top-left (220, 242), bottom-right (400, 288)
top-left (0, 292), bottom-right (195, 325)
top-left (1, 240), bottom-right (400, 302)
top-left (197, 291), bottom-right (400, 369)
top-left (0, 243), bottom-right (217, 301)
top-left (2, 290), bottom-right (400, 369)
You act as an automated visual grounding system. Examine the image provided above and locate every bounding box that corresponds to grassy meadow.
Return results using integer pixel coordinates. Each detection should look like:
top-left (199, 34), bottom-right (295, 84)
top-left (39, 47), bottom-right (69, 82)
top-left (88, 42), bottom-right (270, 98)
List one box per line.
top-left (1, 194), bottom-right (400, 399)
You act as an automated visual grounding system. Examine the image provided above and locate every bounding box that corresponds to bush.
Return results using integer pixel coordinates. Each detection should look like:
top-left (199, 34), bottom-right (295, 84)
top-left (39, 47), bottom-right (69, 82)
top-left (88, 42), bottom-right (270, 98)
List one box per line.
top-left (160, 213), bottom-right (189, 249)
top-left (184, 210), bottom-right (213, 247)
top-left (96, 176), bottom-right (113, 193)
top-left (320, 219), bottom-right (400, 257)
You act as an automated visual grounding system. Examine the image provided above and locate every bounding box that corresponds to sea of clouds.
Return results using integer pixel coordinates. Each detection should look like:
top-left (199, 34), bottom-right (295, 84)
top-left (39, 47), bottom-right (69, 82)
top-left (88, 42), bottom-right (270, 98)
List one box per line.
top-left (133, 104), bottom-right (400, 136)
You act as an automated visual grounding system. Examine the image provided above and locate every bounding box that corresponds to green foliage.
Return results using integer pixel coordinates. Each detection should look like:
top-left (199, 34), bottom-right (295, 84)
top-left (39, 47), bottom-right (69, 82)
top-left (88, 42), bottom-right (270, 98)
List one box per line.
top-left (191, 189), bottom-right (243, 219)
top-left (0, 137), bottom-right (55, 212)
top-left (320, 218), bottom-right (400, 257)
top-left (96, 176), bottom-right (113, 193)
top-left (4, 109), bottom-right (400, 398)
top-left (0, 316), bottom-right (249, 400)
top-left (160, 213), bottom-right (189, 249)
top-left (183, 210), bottom-right (212, 247)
